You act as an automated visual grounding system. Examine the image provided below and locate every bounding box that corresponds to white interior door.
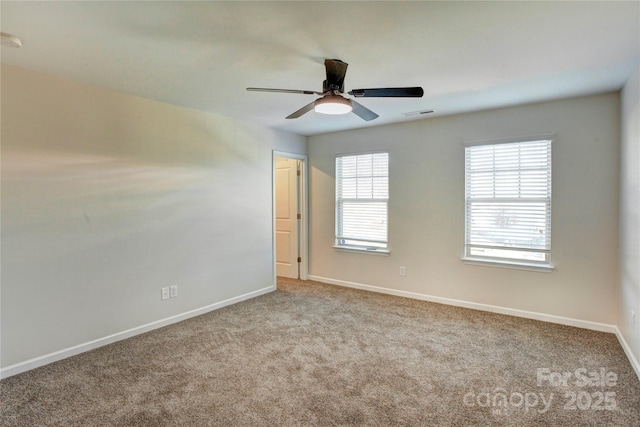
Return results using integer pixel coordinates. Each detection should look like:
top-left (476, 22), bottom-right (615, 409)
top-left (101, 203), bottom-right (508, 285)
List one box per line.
top-left (275, 157), bottom-right (299, 278)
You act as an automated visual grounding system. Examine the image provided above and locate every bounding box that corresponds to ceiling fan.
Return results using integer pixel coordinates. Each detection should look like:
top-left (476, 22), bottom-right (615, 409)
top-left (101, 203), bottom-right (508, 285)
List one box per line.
top-left (246, 59), bottom-right (424, 121)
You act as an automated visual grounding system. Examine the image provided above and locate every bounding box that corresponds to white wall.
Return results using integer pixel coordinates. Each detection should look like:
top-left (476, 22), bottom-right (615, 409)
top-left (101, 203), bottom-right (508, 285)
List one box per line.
top-left (0, 65), bottom-right (305, 371)
top-left (309, 93), bottom-right (620, 326)
top-left (619, 66), bottom-right (640, 368)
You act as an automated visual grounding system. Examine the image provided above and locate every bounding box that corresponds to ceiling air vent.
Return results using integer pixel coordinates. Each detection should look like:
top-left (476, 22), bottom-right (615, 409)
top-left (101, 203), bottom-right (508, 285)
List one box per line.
top-left (402, 109), bottom-right (434, 117)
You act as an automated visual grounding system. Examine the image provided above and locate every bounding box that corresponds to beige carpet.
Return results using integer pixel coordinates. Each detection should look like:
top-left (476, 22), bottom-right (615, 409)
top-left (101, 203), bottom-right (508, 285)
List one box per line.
top-left (1, 278), bottom-right (639, 426)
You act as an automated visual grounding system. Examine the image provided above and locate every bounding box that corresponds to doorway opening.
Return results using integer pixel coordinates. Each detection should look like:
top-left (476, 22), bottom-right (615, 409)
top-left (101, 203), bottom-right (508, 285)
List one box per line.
top-left (273, 151), bottom-right (308, 286)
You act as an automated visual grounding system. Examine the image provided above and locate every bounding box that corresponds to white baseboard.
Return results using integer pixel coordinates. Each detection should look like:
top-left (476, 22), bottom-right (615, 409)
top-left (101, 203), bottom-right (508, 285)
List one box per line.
top-left (0, 285), bottom-right (276, 379)
top-left (614, 327), bottom-right (640, 381)
top-left (308, 275), bottom-right (640, 379)
top-left (5, 278), bottom-right (639, 382)
top-left (308, 275), bottom-right (617, 333)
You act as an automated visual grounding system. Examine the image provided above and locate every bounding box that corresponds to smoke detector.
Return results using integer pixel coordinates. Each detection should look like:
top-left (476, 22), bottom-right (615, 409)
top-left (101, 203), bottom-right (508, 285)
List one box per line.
top-left (1, 33), bottom-right (22, 48)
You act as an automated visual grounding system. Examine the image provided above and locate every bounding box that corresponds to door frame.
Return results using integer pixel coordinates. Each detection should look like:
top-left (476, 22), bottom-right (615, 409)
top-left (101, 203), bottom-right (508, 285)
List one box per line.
top-left (272, 150), bottom-right (308, 285)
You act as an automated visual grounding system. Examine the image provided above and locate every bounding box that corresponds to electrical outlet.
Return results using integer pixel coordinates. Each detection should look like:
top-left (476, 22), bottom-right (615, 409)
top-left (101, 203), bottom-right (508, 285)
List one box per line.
top-left (170, 285), bottom-right (178, 298)
top-left (161, 287), bottom-right (170, 300)
top-left (399, 266), bottom-right (406, 276)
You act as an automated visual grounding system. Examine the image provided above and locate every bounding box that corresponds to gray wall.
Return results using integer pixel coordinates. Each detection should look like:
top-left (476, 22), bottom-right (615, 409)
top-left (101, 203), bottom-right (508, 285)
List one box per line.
top-left (3, 63), bottom-right (636, 376)
top-left (308, 93), bottom-right (620, 325)
top-left (620, 67), bottom-right (640, 368)
top-left (0, 65), bottom-right (306, 369)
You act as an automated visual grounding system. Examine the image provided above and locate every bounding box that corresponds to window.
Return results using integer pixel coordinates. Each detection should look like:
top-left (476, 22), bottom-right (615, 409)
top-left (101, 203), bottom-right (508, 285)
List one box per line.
top-left (335, 152), bottom-right (389, 251)
top-left (464, 138), bottom-right (552, 267)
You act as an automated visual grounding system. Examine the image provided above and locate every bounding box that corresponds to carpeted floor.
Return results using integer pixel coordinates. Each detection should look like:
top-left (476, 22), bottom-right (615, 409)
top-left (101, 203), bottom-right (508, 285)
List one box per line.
top-left (1, 278), bottom-right (639, 426)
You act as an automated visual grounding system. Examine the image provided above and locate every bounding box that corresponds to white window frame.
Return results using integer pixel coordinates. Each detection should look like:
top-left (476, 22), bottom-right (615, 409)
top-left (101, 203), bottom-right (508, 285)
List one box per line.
top-left (335, 151), bottom-right (389, 254)
top-left (462, 136), bottom-right (554, 272)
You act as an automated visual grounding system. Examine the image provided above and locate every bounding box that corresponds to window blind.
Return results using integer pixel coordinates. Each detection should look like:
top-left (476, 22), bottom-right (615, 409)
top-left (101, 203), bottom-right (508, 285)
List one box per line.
top-left (465, 139), bottom-right (552, 263)
top-left (336, 152), bottom-right (389, 249)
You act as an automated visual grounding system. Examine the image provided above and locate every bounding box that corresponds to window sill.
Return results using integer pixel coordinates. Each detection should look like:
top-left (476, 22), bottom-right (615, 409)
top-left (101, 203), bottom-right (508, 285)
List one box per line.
top-left (334, 246), bottom-right (390, 256)
top-left (461, 257), bottom-right (554, 273)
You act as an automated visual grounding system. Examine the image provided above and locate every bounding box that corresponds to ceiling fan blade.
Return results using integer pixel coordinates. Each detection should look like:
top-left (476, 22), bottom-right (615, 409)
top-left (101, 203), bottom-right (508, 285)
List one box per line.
top-left (351, 100), bottom-right (379, 121)
top-left (286, 101), bottom-right (316, 119)
top-left (247, 87), bottom-right (321, 95)
top-left (324, 59), bottom-right (348, 92)
top-left (348, 87), bottom-right (424, 98)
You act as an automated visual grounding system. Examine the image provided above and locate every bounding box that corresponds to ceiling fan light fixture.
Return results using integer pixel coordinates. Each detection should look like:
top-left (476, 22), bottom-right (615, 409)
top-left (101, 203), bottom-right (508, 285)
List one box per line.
top-left (314, 94), bottom-right (353, 115)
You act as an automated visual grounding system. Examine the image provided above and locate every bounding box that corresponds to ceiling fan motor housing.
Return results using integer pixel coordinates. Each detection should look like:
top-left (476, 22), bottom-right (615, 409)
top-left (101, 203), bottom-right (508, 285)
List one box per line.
top-left (323, 79), bottom-right (344, 93)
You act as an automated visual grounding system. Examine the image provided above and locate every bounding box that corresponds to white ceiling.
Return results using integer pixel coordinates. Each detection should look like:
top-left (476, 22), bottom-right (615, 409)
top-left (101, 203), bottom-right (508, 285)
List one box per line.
top-left (1, 1), bottom-right (639, 136)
